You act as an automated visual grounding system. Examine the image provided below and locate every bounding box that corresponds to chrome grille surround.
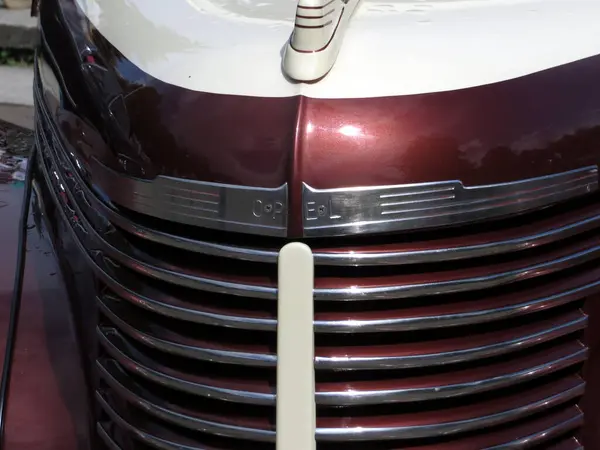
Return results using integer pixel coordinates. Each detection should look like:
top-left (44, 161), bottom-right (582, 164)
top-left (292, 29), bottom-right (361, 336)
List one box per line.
top-left (34, 66), bottom-right (595, 449)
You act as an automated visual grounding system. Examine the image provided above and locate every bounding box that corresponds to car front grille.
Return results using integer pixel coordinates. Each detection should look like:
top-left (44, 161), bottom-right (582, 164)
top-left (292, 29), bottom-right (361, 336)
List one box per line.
top-left (33, 74), bottom-right (596, 449)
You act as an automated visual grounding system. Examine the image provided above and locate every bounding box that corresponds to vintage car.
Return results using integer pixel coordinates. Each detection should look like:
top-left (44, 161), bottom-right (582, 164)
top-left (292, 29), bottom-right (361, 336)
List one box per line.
top-left (1, 0), bottom-right (599, 448)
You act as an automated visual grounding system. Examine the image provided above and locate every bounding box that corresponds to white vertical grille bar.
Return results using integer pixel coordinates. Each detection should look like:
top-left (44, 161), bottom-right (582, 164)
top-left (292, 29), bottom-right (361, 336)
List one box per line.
top-left (276, 242), bottom-right (316, 450)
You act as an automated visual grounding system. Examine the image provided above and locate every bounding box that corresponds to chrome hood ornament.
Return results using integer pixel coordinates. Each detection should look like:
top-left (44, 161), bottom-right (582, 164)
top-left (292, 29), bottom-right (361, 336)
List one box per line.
top-left (282, 0), bottom-right (362, 82)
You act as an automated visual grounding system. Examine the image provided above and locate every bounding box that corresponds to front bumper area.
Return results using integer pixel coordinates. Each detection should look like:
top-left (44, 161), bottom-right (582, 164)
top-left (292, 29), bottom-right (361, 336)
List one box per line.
top-left (30, 60), bottom-right (600, 450)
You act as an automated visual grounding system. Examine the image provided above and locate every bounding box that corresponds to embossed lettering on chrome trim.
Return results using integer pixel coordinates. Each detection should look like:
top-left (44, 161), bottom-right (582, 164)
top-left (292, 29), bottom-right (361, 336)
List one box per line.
top-left (302, 167), bottom-right (599, 237)
top-left (90, 159), bottom-right (288, 237)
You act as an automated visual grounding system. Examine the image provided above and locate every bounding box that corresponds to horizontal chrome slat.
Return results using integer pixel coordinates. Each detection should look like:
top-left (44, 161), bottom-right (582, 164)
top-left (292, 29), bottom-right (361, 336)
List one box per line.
top-left (487, 414), bottom-right (583, 450)
top-left (96, 399), bottom-right (212, 450)
top-left (314, 310), bottom-right (587, 370)
top-left (97, 400), bottom-right (584, 450)
top-left (315, 271), bottom-right (600, 333)
top-left (98, 294), bottom-right (586, 370)
top-left (92, 259), bottom-right (600, 333)
top-left (97, 328), bottom-right (274, 406)
top-left (314, 205), bottom-right (600, 265)
top-left (96, 425), bottom-right (122, 450)
top-left (314, 239), bottom-right (600, 301)
top-left (97, 297), bottom-right (276, 368)
top-left (98, 359), bottom-right (585, 442)
top-left (97, 363), bottom-right (275, 442)
top-left (99, 327), bottom-right (587, 406)
top-left (316, 376), bottom-right (585, 442)
top-left (403, 407), bottom-right (584, 449)
top-left (316, 341), bottom-right (587, 406)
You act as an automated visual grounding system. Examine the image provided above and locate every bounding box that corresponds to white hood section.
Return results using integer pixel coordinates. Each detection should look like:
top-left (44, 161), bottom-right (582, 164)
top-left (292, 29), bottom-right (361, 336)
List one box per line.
top-left (75, 0), bottom-right (600, 98)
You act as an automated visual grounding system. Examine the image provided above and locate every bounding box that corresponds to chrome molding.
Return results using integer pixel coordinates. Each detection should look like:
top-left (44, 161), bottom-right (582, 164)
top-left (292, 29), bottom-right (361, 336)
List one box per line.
top-left (97, 293), bottom-right (586, 370)
top-left (91, 159), bottom-right (288, 237)
top-left (315, 378), bottom-right (585, 442)
top-left (314, 242), bottom-right (600, 301)
top-left (97, 403), bottom-right (584, 449)
top-left (93, 160), bottom-right (600, 239)
top-left (96, 361), bottom-right (584, 442)
top-left (488, 413), bottom-right (583, 449)
top-left (98, 326), bottom-right (587, 406)
top-left (302, 168), bottom-right (598, 237)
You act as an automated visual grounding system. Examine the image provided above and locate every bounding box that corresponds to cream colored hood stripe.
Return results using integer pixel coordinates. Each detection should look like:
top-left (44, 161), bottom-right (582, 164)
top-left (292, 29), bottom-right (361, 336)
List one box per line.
top-left (75, 0), bottom-right (600, 98)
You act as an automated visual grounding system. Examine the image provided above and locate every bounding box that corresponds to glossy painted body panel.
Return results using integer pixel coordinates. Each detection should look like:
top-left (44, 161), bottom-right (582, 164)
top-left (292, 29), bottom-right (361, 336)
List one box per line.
top-left (0, 182), bottom-right (90, 450)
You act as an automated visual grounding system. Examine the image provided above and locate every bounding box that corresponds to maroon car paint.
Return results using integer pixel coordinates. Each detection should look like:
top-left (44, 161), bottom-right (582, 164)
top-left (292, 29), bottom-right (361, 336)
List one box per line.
top-left (0, 184), bottom-right (90, 450)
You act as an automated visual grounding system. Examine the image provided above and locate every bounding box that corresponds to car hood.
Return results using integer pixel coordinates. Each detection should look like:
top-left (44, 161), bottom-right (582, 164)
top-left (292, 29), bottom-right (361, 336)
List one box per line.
top-left (74, 0), bottom-right (600, 99)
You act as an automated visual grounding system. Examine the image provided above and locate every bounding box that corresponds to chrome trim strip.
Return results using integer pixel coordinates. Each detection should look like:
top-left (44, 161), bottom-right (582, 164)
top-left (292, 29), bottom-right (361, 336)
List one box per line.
top-left (97, 363), bottom-right (275, 442)
top-left (99, 327), bottom-right (587, 406)
top-left (488, 410), bottom-right (583, 449)
top-left (91, 158), bottom-right (289, 237)
top-left (97, 400), bottom-right (583, 448)
top-left (97, 298), bottom-right (276, 368)
top-left (315, 312), bottom-right (587, 370)
top-left (98, 358), bottom-right (584, 442)
top-left (96, 425), bottom-right (123, 450)
top-left (98, 291), bottom-right (586, 369)
top-left (317, 379), bottom-right (585, 441)
top-left (314, 243), bottom-right (600, 301)
top-left (317, 344), bottom-right (587, 406)
top-left (92, 271), bottom-right (596, 334)
top-left (302, 168), bottom-right (598, 237)
top-left (314, 211), bottom-right (600, 266)
top-left (96, 397), bottom-right (202, 450)
top-left (97, 327), bottom-right (274, 405)
top-left (315, 278), bottom-right (600, 332)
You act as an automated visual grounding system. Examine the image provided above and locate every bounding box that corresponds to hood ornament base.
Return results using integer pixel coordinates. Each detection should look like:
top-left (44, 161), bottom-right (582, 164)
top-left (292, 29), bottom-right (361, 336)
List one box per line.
top-left (282, 0), bottom-right (361, 82)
